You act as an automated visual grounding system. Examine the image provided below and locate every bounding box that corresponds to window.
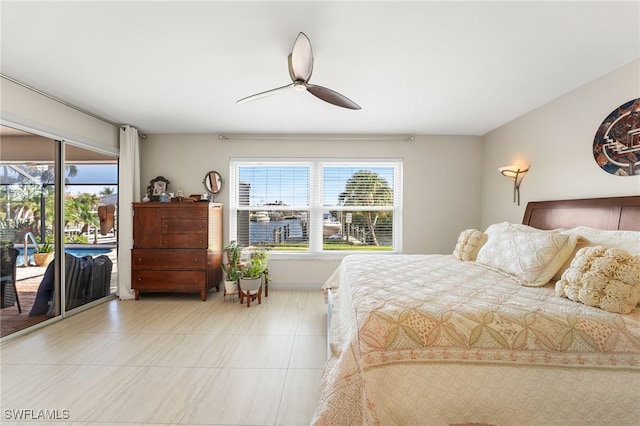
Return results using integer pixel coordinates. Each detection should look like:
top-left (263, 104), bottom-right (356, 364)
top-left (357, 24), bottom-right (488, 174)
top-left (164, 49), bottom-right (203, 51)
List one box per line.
top-left (229, 158), bottom-right (402, 254)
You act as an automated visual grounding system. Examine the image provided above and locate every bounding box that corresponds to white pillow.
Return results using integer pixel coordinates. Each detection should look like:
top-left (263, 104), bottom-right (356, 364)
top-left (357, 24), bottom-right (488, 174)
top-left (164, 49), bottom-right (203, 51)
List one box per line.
top-left (561, 226), bottom-right (640, 253)
top-left (476, 224), bottom-right (579, 287)
top-left (484, 222), bottom-right (562, 237)
top-left (453, 229), bottom-right (488, 261)
top-left (555, 246), bottom-right (640, 314)
top-left (552, 227), bottom-right (640, 280)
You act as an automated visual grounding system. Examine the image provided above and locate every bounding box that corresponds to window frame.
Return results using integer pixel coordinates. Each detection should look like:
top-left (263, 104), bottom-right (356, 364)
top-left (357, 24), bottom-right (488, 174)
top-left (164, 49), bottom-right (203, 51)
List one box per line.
top-left (228, 158), bottom-right (403, 258)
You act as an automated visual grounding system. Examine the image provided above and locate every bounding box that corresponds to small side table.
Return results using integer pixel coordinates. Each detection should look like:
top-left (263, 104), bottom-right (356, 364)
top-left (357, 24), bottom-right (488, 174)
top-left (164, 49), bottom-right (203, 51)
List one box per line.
top-left (263, 268), bottom-right (269, 297)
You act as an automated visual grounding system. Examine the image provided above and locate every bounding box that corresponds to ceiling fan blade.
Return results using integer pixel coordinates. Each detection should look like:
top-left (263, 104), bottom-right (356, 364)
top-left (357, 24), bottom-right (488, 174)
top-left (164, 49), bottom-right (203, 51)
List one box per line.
top-left (236, 83), bottom-right (293, 104)
top-left (238, 32), bottom-right (359, 110)
top-left (307, 84), bottom-right (361, 110)
top-left (288, 32), bottom-right (313, 82)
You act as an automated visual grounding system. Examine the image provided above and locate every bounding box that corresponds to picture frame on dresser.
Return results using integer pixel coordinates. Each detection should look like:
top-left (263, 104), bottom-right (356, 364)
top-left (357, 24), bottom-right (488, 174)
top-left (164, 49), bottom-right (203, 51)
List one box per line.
top-left (146, 176), bottom-right (170, 201)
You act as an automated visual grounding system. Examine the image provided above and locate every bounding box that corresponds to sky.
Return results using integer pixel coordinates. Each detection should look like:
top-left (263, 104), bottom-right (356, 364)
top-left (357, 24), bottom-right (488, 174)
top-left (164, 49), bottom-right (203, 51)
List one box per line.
top-left (64, 164), bottom-right (118, 195)
top-left (1, 164), bottom-right (118, 196)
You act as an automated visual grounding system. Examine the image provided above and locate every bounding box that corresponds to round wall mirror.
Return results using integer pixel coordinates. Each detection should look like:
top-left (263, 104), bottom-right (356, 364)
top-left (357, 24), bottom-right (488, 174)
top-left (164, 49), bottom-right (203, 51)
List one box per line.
top-left (203, 171), bottom-right (223, 198)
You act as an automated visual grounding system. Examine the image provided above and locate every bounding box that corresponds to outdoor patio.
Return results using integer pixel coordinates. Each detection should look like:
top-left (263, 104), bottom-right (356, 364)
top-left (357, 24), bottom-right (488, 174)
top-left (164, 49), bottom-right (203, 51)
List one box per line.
top-left (1, 249), bottom-right (118, 338)
top-left (1, 265), bottom-right (48, 337)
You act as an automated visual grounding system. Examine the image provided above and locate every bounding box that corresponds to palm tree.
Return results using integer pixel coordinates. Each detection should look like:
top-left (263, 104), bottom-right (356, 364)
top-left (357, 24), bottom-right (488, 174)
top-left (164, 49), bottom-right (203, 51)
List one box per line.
top-left (338, 170), bottom-right (393, 246)
top-left (63, 193), bottom-right (100, 237)
top-left (38, 164), bottom-right (78, 185)
top-left (11, 185), bottom-right (41, 221)
top-left (76, 193), bottom-right (100, 235)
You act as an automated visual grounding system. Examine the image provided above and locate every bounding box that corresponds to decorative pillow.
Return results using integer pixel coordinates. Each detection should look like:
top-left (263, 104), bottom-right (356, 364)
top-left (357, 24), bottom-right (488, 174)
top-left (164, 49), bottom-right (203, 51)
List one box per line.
top-left (484, 222), bottom-right (563, 237)
top-left (475, 224), bottom-right (579, 287)
top-left (552, 227), bottom-right (640, 281)
top-left (555, 246), bottom-right (640, 314)
top-left (453, 229), bottom-right (488, 261)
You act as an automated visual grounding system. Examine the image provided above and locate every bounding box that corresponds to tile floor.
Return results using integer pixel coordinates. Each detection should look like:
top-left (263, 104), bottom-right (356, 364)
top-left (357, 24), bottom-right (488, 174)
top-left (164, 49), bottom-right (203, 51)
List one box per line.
top-left (0, 289), bottom-right (328, 425)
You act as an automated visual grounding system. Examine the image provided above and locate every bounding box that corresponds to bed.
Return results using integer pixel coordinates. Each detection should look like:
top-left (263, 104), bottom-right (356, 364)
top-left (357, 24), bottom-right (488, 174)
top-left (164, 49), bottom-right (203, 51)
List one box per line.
top-left (312, 196), bottom-right (640, 426)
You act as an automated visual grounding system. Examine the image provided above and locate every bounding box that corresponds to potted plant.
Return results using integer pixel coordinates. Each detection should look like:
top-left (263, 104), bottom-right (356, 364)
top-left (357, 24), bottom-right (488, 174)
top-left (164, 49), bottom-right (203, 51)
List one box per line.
top-left (221, 245), bottom-right (241, 295)
top-left (33, 241), bottom-right (54, 267)
top-left (238, 248), bottom-right (270, 306)
top-left (240, 256), bottom-right (266, 280)
top-left (250, 247), bottom-right (270, 266)
top-left (238, 256), bottom-right (266, 306)
top-left (223, 240), bottom-right (240, 264)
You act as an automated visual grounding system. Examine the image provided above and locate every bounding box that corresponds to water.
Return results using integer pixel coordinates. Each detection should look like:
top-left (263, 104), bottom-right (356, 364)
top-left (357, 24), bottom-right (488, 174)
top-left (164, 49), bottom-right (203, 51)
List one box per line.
top-left (248, 218), bottom-right (392, 246)
top-left (249, 218), bottom-right (306, 244)
top-left (16, 247), bottom-right (113, 266)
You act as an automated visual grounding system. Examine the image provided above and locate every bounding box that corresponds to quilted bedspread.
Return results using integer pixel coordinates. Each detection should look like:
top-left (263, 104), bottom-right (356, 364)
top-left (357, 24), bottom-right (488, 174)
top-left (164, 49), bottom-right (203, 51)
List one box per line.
top-left (312, 255), bottom-right (640, 426)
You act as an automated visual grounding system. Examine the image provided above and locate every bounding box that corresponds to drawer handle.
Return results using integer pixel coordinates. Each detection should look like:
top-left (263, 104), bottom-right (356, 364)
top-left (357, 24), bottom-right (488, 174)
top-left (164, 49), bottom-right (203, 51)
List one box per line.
top-left (137, 258), bottom-right (143, 262)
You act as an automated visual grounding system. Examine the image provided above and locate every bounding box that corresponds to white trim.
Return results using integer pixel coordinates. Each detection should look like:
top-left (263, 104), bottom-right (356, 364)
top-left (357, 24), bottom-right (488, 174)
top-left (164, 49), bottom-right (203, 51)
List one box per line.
top-left (220, 134), bottom-right (415, 142)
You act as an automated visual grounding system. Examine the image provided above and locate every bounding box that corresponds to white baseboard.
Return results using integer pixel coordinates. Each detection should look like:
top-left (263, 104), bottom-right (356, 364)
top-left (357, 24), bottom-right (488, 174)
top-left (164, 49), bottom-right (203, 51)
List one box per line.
top-left (267, 282), bottom-right (323, 291)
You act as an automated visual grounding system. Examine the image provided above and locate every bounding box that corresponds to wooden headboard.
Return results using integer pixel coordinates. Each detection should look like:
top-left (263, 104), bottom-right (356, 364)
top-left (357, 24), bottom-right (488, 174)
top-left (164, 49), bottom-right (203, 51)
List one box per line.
top-left (523, 196), bottom-right (640, 231)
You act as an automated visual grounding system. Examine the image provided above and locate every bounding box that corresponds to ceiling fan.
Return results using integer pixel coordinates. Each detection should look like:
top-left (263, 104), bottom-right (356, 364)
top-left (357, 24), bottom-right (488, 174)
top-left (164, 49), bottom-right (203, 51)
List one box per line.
top-left (236, 32), bottom-right (361, 110)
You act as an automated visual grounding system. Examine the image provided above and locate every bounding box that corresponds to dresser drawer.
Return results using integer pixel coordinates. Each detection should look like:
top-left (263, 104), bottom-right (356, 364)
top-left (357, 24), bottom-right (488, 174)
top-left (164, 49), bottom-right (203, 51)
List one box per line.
top-left (132, 270), bottom-right (206, 291)
top-left (160, 234), bottom-right (208, 248)
top-left (162, 218), bottom-right (207, 234)
top-left (132, 249), bottom-right (207, 269)
top-left (161, 206), bottom-right (207, 219)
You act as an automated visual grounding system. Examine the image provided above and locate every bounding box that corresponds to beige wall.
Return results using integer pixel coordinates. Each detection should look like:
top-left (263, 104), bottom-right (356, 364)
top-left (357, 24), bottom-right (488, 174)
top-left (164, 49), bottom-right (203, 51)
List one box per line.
top-left (480, 59), bottom-right (640, 227)
top-left (142, 60), bottom-right (640, 289)
top-left (4, 60), bottom-right (638, 290)
top-left (140, 134), bottom-right (483, 289)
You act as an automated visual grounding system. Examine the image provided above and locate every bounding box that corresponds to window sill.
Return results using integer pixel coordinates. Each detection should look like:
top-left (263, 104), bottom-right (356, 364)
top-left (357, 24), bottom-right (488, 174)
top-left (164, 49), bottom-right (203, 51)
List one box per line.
top-left (267, 251), bottom-right (399, 261)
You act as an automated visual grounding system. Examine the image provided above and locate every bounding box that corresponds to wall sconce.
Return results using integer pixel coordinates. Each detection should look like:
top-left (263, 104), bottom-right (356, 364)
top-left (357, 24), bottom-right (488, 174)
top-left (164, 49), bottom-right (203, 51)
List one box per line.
top-left (499, 165), bottom-right (530, 206)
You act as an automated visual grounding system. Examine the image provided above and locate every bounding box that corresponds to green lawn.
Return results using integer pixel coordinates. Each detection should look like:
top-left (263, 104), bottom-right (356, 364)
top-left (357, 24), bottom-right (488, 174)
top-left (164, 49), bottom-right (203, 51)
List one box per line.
top-left (268, 241), bottom-right (392, 252)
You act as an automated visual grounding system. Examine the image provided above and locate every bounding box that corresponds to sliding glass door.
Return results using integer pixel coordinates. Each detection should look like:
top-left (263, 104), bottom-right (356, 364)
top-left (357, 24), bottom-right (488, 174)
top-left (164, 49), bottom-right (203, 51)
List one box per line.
top-left (0, 125), bottom-right (118, 337)
top-left (62, 142), bottom-right (118, 313)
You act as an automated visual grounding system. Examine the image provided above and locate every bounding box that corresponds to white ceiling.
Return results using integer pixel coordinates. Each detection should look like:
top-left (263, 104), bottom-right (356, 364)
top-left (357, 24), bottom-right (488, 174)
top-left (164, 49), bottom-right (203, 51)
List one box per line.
top-left (1, 1), bottom-right (638, 136)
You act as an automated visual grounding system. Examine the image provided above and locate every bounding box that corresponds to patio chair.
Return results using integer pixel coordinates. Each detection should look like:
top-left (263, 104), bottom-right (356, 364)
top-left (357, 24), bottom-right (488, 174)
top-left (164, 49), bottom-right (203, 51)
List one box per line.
top-left (0, 243), bottom-right (21, 313)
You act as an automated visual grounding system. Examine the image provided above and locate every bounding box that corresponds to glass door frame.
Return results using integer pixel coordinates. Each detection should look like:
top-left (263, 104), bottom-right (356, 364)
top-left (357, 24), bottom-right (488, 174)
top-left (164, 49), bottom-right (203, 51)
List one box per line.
top-left (0, 120), bottom-right (119, 339)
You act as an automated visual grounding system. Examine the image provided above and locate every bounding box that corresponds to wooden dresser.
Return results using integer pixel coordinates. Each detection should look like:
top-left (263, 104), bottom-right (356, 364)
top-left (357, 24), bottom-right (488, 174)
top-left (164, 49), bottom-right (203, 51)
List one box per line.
top-left (131, 202), bottom-right (222, 300)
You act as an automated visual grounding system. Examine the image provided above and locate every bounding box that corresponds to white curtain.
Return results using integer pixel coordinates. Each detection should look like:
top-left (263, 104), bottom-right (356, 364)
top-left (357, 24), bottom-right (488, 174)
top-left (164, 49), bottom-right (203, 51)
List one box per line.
top-left (117, 125), bottom-right (140, 299)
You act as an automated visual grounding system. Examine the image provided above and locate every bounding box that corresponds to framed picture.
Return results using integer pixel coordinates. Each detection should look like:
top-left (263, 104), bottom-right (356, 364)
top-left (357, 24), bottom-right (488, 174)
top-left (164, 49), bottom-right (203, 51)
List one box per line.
top-left (592, 98), bottom-right (640, 176)
top-left (147, 176), bottom-right (170, 201)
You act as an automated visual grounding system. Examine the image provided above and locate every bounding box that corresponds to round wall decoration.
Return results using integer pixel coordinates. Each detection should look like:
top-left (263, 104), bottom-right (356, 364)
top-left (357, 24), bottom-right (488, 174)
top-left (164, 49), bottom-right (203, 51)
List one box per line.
top-left (593, 98), bottom-right (640, 176)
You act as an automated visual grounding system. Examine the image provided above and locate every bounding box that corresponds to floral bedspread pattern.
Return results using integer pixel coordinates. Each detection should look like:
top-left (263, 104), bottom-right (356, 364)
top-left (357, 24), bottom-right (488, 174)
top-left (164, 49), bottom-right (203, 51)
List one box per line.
top-left (313, 254), bottom-right (640, 426)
